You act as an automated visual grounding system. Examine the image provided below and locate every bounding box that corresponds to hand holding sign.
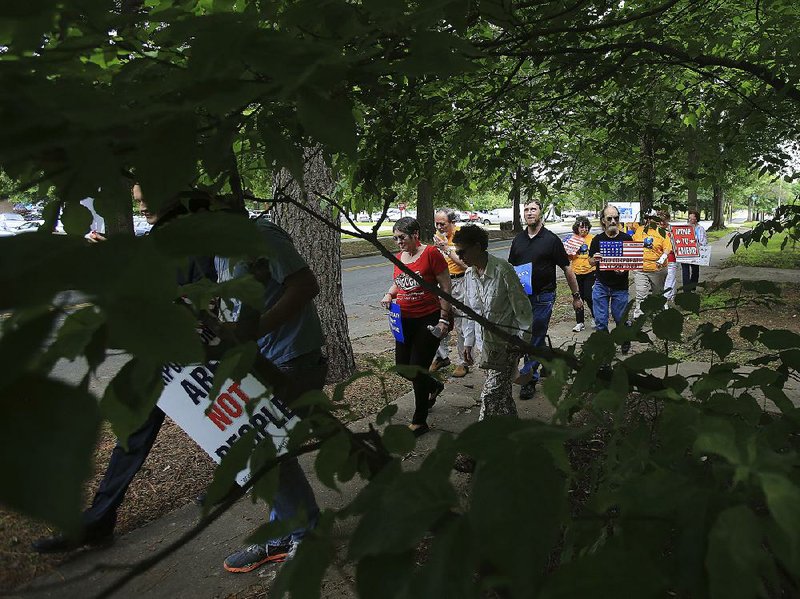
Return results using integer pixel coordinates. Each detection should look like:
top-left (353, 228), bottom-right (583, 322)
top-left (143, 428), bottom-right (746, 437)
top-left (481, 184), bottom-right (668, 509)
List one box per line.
top-left (514, 263), bottom-right (533, 295)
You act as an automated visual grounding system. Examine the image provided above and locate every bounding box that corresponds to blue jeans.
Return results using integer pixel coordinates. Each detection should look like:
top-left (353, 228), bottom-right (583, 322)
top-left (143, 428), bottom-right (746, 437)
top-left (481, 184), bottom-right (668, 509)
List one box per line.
top-left (268, 351), bottom-right (327, 546)
top-left (592, 282), bottom-right (628, 332)
top-left (526, 291), bottom-right (555, 381)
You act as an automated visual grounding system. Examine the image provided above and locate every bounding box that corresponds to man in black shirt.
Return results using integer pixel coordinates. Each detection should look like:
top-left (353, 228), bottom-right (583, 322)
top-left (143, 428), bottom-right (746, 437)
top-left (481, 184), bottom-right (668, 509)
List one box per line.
top-left (508, 200), bottom-right (583, 399)
top-left (588, 204), bottom-right (632, 353)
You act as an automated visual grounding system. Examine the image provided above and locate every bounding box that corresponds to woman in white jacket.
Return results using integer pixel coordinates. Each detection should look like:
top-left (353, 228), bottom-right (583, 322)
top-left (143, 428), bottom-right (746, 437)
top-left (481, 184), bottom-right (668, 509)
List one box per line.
top-left (452, 226), bottom-right (533, 471)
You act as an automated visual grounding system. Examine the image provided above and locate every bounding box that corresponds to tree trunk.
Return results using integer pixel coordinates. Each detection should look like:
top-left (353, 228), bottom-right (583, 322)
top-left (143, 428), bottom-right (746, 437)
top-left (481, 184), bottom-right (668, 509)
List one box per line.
top-left (272, 148), bottom-right (356, 383)
top-left (711, 182), bottom-right (725, 229)
top-left (511, 166), bottom-right (522, 232)
top-left (638, 128), bottom-right (656, 215)
top-left (416, 178), bottom-right (434, 241)
top-left (687, 142), bottom-right (698, 210)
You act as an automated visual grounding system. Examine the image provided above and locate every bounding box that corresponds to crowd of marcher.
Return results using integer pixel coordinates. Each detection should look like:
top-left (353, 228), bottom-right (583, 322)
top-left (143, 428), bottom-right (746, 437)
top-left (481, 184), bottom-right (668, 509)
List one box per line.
top-left (30, 190), bottom-right (707, 578)
top-left (383, 201), bottom-right (707, 472)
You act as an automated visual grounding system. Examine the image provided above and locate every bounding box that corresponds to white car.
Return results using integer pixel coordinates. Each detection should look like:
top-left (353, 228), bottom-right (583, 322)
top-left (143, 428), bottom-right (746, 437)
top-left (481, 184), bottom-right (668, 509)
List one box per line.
top-left (474, 210), bottom-right (503, 225)
top-left (133, 216), bottom-right (153, 236)
top-left (0, 213), bottom-right (27, 234)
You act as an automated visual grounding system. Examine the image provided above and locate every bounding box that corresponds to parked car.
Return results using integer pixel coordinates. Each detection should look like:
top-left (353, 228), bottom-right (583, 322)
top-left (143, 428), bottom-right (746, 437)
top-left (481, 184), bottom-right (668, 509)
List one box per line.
top-left (0, 212), bottom-right (27, 234)
top-left (133, 215), bottom-right (153, 236)
top-left (474, 210), bottom-right (503, 225)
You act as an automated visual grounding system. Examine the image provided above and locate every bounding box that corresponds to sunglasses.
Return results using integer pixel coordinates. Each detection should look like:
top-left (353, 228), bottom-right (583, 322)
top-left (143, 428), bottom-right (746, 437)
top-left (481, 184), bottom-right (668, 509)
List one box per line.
top-left (455, 247), bottom-right (469, 258)
top-left (605, 216), bottom-right (620, 222)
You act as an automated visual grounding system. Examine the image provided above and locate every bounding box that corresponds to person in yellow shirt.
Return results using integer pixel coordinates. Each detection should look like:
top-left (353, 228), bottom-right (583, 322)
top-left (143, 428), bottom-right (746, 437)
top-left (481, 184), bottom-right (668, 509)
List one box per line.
top-left (631, 208), bottom-right (673, 318)
top-left (567, 216), bottom-right (595, 331)
top-left (431, 208), bottom-right (470, 377)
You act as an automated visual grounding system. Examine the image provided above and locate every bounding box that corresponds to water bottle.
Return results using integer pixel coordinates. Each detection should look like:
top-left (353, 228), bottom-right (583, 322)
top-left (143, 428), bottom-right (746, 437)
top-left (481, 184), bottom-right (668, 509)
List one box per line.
top-left (427, 324), bottom-right (445, 339)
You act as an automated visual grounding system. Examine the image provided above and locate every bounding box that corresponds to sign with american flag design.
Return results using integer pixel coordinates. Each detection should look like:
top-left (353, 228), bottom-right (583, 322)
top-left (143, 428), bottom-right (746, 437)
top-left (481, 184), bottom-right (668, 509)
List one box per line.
top-left (598, 240), bottom-right (644, 271)
top-left (563, 235), bottom-right (584, 256)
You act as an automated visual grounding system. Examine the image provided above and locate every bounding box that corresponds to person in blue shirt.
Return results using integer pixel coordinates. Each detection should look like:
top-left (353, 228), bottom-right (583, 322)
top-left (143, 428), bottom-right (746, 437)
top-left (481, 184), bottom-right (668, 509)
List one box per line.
top-left (217, 216), bottom-right (326, 573)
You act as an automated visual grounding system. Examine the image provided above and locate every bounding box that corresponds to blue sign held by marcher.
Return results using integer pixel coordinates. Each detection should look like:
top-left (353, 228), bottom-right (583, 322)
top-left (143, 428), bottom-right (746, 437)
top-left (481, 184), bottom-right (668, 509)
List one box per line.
top-left (514, 263), bottom-right (533, 295)
top-left (388, 302), bottom-right (404, 342)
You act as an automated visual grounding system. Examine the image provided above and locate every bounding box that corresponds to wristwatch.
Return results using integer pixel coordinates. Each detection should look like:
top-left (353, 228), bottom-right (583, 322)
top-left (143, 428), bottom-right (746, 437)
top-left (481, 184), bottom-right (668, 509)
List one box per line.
top-left (572, 292), bottom-right (581, 299)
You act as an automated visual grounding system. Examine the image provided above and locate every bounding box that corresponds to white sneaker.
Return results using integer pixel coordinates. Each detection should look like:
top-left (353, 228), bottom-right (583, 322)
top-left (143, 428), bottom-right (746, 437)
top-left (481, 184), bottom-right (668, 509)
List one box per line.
top-left (572, 322), bottom-right (585, 332)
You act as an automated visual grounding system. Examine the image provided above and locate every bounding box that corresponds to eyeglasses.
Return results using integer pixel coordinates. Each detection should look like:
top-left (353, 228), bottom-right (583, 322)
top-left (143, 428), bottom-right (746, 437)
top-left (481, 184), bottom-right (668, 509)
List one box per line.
top-left (604, 216), bottom-right (620, 222)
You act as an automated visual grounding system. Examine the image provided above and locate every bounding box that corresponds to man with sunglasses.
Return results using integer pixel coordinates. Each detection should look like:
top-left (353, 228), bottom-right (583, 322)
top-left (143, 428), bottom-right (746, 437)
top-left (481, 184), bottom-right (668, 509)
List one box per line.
top-left (588, 205), bottom-right (633, 353)
top-left (508, 200), bottom-right (583, 399)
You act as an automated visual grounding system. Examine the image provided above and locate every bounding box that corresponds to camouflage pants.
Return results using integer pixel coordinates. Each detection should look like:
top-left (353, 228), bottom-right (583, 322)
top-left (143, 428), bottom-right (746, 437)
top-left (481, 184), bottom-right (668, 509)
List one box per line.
top-left (478, 361), bottom-right (519, 421)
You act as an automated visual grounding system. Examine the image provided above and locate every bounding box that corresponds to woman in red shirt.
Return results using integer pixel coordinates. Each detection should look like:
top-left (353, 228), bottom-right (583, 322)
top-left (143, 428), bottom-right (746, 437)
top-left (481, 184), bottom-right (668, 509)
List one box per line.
top-left (381, 217), bottom-right (452, 436)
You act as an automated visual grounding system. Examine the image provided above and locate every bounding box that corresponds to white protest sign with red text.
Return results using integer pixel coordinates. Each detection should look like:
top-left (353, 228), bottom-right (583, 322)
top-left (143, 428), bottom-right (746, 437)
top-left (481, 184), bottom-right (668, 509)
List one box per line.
top-left (156, 325), bottom-right (299, 486)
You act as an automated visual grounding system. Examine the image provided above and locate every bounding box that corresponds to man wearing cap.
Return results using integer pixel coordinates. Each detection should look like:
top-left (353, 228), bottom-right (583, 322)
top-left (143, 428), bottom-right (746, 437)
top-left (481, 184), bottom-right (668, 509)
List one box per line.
top-left (431, 208), bottom-right (470, 377)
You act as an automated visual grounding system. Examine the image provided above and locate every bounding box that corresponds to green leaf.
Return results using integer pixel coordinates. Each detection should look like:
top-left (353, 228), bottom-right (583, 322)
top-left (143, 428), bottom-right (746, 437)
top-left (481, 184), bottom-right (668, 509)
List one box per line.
top-left (207, 341), bottom-right (258, 404)
top-left (759, 473), bottom-right (800, 562)
top-left (39, 306), bottom-right (106, 366)
top-left (541, 540), bottom-right (667, 598)
top-left (468, 435), bottom-right (567, 595)
top-left (740, 325), bottom-right (766, 343)
top-left (382, 424), bottom-right (416, 454)
top-left (105, 299), bottom-right (205, 364)
top-left (202, 429), bottom-right (255, 514)
top-left (376, 403), bottom-right (399, 425)
top-left (693, 417), bottom-right (740, 465)
top-left (348, 466), bottom-right (457, 559)
top-left (0, 307), bottom-right (59, 389)
top-left (652, 308), bottom-right (683, 342)
top-left (411, 516), bottom-right (479, 598)
top-left (760, 329), bottom-right (800, 350)
top-left (674, 291), bottom-right (700, 314)
top-left (314, 432), bottom-right (351, 490)
top-left (248, 436), bottom-right (280, 505)
top-left (780, 349), bottom-right (800, 371)
top-left (707, 506), bottom-right (769, 599)
top-left (623, 351), bottom-right (679, 371)
top-left (356, 552), bottom-right (415, 599)
top-left (297, 90), bottom-right (357, 157)
top-left (273, 511), bottom-right (336, 599)
top-left (640, 293), bottom-right (666, 315)
top-left (100, 358), bottom-right (164, 448)
top-left (152, 211), bottom-right (270, 260)
top-left (60, 201), bottom-right (93, 236)
top-left (0, 376), bottom-right (100, 536)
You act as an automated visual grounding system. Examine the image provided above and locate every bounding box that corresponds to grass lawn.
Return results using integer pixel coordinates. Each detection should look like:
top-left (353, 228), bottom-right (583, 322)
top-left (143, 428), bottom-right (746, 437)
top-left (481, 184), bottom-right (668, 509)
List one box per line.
top-left (722, 232), bottom-right (800, 269)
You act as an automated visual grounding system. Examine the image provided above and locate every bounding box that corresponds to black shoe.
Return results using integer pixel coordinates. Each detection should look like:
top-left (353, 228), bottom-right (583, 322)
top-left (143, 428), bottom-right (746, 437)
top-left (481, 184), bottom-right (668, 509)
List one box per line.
top-left (621, 341), bottom-right (631, 355)
top-left (32, 526), bottom-right (114, 554)
top-left (429, 381), bottom-right (445, 409)
top-left (519, 380), bottom-right (536, 401)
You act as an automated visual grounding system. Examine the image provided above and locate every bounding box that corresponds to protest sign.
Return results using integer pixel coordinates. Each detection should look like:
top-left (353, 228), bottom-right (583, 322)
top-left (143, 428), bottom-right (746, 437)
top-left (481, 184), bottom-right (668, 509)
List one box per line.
top-left (156, 324), bottom-right (299, 486)
top-left (514, 263), bottom-right (533, 295)
top-left (679, 244), bottom-right (711, 266)
top-left (598, 241), bottom-right (644, 271)
top-left (388, 302), bottom-right (404, 342)
top-left (670, 225), bottom-right (700, 259)
top-left (563, 235), bottom-right (584, 256)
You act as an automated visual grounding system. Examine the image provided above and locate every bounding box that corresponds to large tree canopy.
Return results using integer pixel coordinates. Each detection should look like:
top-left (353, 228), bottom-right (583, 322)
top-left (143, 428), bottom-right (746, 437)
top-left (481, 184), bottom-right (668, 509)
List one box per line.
top-left (2, 0), bottom-right (800, 596)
